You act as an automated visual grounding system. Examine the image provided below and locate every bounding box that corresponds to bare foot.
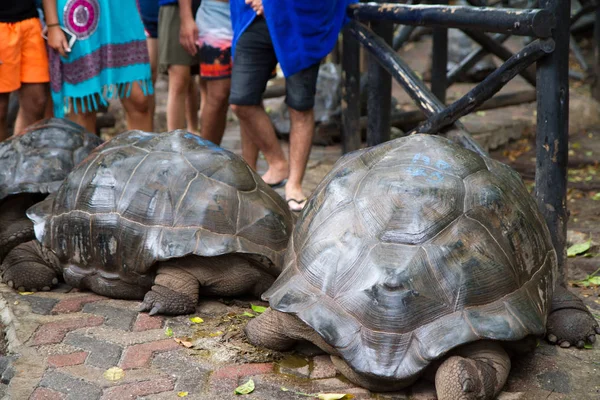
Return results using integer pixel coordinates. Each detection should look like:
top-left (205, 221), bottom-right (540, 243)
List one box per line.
top-left (262, 162), bottom-right (288, 187)
top-left (285, 184), bottom-right (308, 212)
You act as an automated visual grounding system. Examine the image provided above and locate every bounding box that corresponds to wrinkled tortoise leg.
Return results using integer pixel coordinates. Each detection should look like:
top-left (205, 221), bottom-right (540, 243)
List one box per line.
top-left (546, 285), bottom-right (599, 348)
top-left (1, 240), bottom-right (61, 292)
top-left (330, 356), bottom-right (416, 392)
top-left (245, 309), bottom-right (338, 353)
top-left (138, 263), bottom-right (200, 316)
top-left (0, 195), bottom-right (39, 262)
top-left (435, 341), bottom-right (511, 400)
top-left (139, 254), bottom-right (275, 316)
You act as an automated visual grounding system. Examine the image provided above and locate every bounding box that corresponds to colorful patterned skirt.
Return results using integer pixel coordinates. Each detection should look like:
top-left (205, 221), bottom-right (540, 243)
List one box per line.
top-left (50, 0), bottom-right (153, 117)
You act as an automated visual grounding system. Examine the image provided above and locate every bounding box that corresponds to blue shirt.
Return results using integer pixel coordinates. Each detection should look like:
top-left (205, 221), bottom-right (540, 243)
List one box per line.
top-left (230, 0), bottom-right (356, 77)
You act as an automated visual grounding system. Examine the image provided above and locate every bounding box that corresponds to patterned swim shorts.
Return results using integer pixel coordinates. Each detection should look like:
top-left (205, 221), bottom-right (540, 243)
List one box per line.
top-left (195, 0), bottom-right (232, 80)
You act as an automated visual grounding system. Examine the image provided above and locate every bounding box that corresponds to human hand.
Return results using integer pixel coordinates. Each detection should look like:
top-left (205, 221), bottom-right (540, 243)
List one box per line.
top-left (47, 26), bottom-right (70, 57)
top-left (245, 0), bottom-right (264, 16)
top-left (179, 16), bottom-right (199, 56)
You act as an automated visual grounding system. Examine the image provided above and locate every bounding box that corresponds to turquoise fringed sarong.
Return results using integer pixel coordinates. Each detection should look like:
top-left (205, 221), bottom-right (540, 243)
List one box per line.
top-left (49, 0), bottom-right (153, 117)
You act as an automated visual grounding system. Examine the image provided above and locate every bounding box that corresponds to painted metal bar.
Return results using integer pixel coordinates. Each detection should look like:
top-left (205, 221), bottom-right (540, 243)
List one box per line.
top-left (447, 33), bottom-right (509, 86)
top-left (367, 18), bottom-right (394, 146)
top-left (431, 0), bottom-right (449, 103)
top-left (570, 35), bottom-right (590, 75)
top-left (347, 20), bottom-right (488, 156)
top-left (393, 25), bottom-right (417, 50)
top-left (463, 29), bottom-right (538, 86)
top-left (349, 3), bottom-right (555, 37)
top-left (417, 38), bottom-right (555, 134)
top-left (535, 0), bottom-right (570, 280)
top-left (342, 28), bottom-right (362, 154)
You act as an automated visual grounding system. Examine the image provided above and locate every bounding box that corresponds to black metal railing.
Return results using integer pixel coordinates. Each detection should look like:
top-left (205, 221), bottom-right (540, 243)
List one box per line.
top-left (341, 0), bottom-right (576, 279)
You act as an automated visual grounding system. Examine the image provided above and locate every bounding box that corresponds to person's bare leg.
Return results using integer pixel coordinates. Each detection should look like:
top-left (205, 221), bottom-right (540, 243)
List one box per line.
top-left (0, 93), bottom-right (9, 141)
top-left (199, 78), bottom-right (207, 117)
top-left (69, 110), bottom-right (97, 133)
top-left (121, 82), bottom-right (152, 131)
top-left (14, 83), bottom-right (47, 134)
top-left (200, 78), bottom-right (230, 145)
top-left (185, 76), bottom-right (200, 133)
top-left (241, 124), bottom-right (259, 170)
top-left (146, 37), bottom-right (158, 124)
top-left (285, 107), bottom-right (314, 208)
top-left (167, 65), bottom-right (191, 130)
top-left (231, 104), bottom-right (288, 184)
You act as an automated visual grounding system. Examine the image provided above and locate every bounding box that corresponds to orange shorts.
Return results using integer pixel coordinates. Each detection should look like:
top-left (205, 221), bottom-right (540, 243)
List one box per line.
top-left (0, 18), bottom-right (50, 93)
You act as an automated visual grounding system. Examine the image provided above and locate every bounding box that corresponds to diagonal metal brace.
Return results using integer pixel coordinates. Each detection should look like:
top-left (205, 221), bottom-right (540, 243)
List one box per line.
top-left (416, 38), bottom-right (555, 135)
top-left (346, 20), bottom-right (488, 156)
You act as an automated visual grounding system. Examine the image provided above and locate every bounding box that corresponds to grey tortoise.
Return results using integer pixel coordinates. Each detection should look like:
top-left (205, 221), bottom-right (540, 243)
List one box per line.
top-left (245, 134), bottom-right (599, 399)
top-left (0, 118), bottom-right (101, 263)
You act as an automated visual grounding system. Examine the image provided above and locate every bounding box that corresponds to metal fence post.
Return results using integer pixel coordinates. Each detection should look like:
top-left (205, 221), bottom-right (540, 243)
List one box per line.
top-left (535, 0), bottom-right (570, 282)
top-left (431, 0), bottom-right (449, 103)
top-left (366, 17), bottom-right (393, 146)
top-left (342, 28), bottom-right (362, 154)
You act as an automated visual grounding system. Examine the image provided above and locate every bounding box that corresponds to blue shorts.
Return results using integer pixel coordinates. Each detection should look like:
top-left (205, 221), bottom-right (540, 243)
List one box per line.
top-left (138, 0), bottom-right (159, 38)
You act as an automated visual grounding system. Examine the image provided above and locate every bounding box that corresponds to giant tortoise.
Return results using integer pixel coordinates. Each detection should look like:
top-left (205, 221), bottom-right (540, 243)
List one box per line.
top-left (245, 134), bottom-right (599, 399)
top-left (1, 130), bottom-right (294, 315)
top-left (0, 118), bottom-right (101, 262)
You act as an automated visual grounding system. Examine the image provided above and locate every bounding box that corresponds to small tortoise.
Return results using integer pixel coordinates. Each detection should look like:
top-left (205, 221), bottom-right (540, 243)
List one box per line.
top-left (245, 134), bottom-right (599, 399)
top-left (1, 130), bottom-right (294, 315)
top-left (0, 118), bottom-right (101, 262)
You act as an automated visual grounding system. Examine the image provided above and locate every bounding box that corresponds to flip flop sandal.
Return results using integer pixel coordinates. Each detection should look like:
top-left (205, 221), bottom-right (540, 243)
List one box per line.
top-left (267, 178), bottom-right (288, 189)
top-left (287, 198), bottom-right (307, 212)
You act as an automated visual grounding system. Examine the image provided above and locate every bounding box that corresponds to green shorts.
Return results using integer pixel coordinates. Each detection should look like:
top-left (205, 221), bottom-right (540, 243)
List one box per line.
top-left (158, 5), bottom-right (200, 74)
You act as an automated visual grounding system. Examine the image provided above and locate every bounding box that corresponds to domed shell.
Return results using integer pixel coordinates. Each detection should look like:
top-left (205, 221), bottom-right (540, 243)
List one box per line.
top-left (264, 134), bottom-right (557, 382)
top-left (28, 130), bottom-right (294, 284)
top-left (0, 118), bottom-right (102, 201)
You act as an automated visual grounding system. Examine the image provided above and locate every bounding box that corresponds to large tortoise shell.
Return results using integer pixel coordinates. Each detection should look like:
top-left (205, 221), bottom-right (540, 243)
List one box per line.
top-left (28, 130), bottom-right (294, 284)
top-left (0, 118), bottom-right (101, 201)
top-left (264, 134), bottom-right (557, 382)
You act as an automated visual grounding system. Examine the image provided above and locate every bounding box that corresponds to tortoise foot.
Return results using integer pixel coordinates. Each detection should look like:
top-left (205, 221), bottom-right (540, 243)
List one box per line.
top-left (1, 241), bottom-right (58, 292)
top-left (138, 284), bottom-right (197, 316)
top-left (547, 308), bottom-right (599, 348)
top-left (546, 286), bottom-right (599, 348)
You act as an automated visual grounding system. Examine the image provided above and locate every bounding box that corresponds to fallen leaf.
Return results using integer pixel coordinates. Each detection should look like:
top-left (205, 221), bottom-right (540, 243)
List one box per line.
top-left (318, 394), bottom-right (354, 400)
top-left (234, 378), bottom-right (255, 395)
top-left (572, 142), bottom-right (582, 149)
top-left (177, 392), bottom-right (189, 397)
top-left (165, 326), bottom-right (174, 337)
top-left (18, 292), bottom-right (34, 295)
top-left (281, 387), bottom-right (290, 392)
top-left (174, 338), bottom-right (193, 348)
top-left (13, 301), bottom-right (18, 305)
top-left (475, 111), bottom-right (486, 117)
top-left (593, 193), bottom-right (600, 201)
top-left (250, 304), bottom-right (267, 314)
top-left (209, 331), bottom-right (223, 337)
top-left (567, 240), bottom-right (591, 257)
top-left (584, 343), bottom-right (593, 349)
top-left (189, 316), bottom-right (204, 324)
top-left (103, 367), bottom-right (125, 381)
top-left (586, 151), bottom-right (593, 157)
top-left (242, 312), bottom-right (255, 318)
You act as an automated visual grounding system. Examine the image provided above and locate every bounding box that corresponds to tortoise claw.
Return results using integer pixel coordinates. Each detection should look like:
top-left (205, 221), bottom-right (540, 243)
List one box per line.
top-left (588, 335), bottom-right (596, 344)
top-left (559, 341), bottom-right (571, 348)
top-left (547, 334), bottom-right (557, 343)
top-left (149, 304), bottom-right (162, 316)
top-left (576, 340), bottom-right (585, 349)
top-left (595, 326), bottom-right (600, 334)
top-left (137, 302), bottom-right (151, 312)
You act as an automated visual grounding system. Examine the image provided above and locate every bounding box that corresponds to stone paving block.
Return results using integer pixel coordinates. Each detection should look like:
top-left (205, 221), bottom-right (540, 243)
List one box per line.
top-left (152, 350), bottom-right (211, 394)
top-left (64, 333), bottom-right (123, 369)
top-left (119, 339), bottom-right (180, 369)
top-left (211, 363), bottom-right (274, 380)
top-left (100, 377), bottom-right (175, 400)
top-left (30, 387), bottom-right (66, 400)
top-left (310, 355), bottom-right (337, 379)
top-left (39, 371), bottom-right (103, 400)
top-left (82, 303), bottom-right (137, 330)
top-left (47, 352), bottom-right (89, 368)
top-left (22, 296), bottom-right (60, 315)
top-left (32, 316), bottom-right (105, 346)
top-left (132, 313), bottom-right (163, 332)
top-left (51, 295), bottom-right (106, 314)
